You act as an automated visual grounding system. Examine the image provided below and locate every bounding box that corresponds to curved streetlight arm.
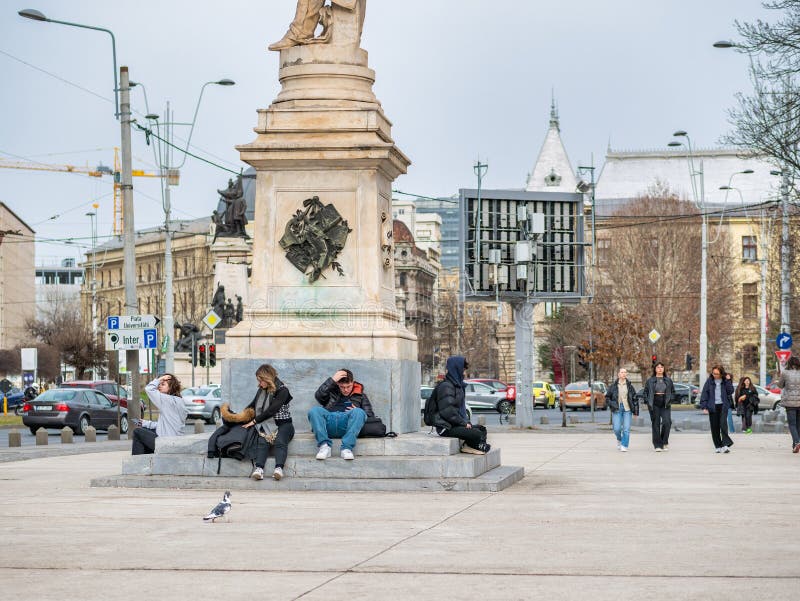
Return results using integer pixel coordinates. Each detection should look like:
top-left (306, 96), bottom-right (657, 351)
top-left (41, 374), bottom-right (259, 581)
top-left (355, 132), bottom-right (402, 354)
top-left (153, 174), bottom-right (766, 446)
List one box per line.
top-left (21, 13), bottom-right (119, 118)
top-left (175, 81), bottom-right (215, 169)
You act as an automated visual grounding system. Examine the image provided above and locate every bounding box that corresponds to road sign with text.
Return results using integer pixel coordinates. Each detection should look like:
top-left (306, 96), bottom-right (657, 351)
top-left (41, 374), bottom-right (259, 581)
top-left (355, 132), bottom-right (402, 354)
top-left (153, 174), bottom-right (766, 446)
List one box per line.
top-left (105, 328), bottom-right (158, 351)
top-left (107, 315), bottom-right (160, 330)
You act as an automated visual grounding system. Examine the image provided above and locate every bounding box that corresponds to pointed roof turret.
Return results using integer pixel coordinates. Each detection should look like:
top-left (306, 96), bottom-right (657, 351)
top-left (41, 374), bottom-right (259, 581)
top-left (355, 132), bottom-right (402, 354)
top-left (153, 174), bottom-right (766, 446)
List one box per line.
top-left (525, 97), bottom-right (577, 193)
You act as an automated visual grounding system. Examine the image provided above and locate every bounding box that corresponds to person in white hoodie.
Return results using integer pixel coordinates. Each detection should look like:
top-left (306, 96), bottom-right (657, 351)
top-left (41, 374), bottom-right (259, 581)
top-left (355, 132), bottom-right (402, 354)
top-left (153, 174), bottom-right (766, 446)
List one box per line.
top-left (131, 374), bottom-right (188, 455)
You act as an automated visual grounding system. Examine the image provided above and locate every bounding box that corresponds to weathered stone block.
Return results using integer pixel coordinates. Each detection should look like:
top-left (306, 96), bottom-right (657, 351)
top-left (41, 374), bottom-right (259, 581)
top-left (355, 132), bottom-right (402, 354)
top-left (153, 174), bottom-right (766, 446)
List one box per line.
top-left (7, 429), bottom-right (21, 447)
top-left (84, 426), bottom-right (96, 442)
top-left (35, 427), bottom-right (48, 445)
top-left (107, 425), bottom-right (120, 441)
top-left (60, 427), bottom-right (73, 444)
top-left (194, 419), bottom-right (205, 434)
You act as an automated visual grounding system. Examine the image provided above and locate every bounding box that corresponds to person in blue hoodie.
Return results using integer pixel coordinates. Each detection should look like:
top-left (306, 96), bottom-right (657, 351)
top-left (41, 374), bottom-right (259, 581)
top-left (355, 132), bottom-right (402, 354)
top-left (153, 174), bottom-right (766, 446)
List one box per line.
top-left (432, 356), bottom-right (491, 454)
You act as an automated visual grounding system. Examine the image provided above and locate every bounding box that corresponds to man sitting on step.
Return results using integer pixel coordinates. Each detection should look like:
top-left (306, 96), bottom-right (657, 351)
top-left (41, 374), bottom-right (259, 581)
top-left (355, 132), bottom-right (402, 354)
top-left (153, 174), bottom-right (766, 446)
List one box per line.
top-left (309, 369), bottom-right (373, 460)
top-left (432, 356), bottom-right (491, 455)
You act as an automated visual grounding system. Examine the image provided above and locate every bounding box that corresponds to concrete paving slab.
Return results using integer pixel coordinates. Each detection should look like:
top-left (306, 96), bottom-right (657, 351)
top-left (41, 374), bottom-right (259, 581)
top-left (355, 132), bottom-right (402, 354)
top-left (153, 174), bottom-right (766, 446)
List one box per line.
top-left (1, 430), bottom-right (798, 600)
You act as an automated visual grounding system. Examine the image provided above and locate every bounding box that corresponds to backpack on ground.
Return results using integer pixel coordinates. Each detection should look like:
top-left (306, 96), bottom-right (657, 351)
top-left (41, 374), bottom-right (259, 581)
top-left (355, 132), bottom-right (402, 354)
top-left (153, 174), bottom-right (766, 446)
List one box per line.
top-left (423, 382), bottom-right (442, 427)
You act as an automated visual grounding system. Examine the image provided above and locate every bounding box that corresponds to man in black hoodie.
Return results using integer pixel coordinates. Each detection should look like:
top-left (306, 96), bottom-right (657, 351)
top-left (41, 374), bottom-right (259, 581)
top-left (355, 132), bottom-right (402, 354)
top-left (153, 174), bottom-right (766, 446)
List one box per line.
top-left (433, 356), bottom-right (491, 454)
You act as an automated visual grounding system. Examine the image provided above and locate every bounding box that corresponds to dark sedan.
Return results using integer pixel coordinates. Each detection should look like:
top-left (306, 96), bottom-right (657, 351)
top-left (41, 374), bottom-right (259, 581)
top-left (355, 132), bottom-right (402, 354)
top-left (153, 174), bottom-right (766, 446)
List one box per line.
top-left (2, 387), bottom-right (27, 415)
top-left (635, 383), bottom-right (698, 405)
top-left (22, 388), bottom-right (127, 436)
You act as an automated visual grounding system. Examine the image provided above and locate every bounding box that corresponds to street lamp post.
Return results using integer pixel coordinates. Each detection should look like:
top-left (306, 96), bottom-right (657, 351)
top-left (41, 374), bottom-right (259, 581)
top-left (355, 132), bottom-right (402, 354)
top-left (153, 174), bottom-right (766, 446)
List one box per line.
top-left (19, 8), bottom-right (140, 419)
top-left (669, 132), bottom-right (708, 382)
top-left (140, 79), bottom-right (234, 374)
top-left (86, 207), bottom-right (98, 380)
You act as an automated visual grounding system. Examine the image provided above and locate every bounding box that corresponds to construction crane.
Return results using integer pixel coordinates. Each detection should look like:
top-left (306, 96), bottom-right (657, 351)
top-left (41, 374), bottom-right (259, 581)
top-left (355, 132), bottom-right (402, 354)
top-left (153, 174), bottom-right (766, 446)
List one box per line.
top-left (0, 148), bottom-right (162, 235)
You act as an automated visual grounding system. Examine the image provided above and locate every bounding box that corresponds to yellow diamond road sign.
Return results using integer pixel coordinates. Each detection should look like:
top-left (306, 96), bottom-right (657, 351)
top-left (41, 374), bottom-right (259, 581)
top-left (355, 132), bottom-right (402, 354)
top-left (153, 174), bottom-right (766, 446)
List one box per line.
top-left (203, 310), bottom-right (222, 330)
top-left (648, 329), bottom-right (661, 344)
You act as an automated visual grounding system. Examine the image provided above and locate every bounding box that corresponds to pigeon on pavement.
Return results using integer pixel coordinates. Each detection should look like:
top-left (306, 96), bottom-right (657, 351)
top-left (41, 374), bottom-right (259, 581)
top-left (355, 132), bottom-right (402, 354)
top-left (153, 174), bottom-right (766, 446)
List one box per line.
top-left (203, 491), bottom-right (231, 522)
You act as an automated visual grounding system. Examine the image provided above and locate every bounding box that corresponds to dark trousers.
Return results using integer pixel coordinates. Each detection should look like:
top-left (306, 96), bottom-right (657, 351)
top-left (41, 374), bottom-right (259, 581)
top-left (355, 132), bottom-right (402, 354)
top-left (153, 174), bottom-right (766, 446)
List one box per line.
top-left (786, 407), bottom-right (800, 446)
top-left (132, 427), bottom-right (157, 455)
top-left (709, 407), bottom-right (734, 449)
top-left (649, 406), bottom-right (671, 449)
top-left (254, 422), bottom-right (295, 469)
top-left (440, 424), bottom-right (486, 450)
top-left (739, 404), bottom-right (753, 430)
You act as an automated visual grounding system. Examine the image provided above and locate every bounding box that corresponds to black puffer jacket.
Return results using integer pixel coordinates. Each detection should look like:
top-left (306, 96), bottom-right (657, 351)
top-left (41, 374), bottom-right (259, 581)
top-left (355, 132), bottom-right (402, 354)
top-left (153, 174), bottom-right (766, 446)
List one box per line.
top-left (314, 378), bottom-right (375, 416)
top-left (433, 356), bottom-right (470, 430)
top-left (605, 379), bottom-right (639, 414)
top-left (642, 375), bottom-right (676, 409)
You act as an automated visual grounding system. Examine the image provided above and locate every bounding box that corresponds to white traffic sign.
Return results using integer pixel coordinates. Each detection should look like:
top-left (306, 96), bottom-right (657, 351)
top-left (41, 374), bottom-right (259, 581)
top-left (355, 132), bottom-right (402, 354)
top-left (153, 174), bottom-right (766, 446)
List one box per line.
top-left (107, 315), bottom-right (160, 330)
top-left (203, 310), bottom-right (222, 330)
top-left (648, 329), bottom-right (661, 344)
top-left (105, 328), bottom-right (158, 351)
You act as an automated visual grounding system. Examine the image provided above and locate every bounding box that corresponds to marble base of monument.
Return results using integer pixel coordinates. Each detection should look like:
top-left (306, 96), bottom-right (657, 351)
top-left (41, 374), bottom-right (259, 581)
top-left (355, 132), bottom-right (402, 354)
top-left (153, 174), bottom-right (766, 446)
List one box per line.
top-left (91, 432), bottom-right (524, 493)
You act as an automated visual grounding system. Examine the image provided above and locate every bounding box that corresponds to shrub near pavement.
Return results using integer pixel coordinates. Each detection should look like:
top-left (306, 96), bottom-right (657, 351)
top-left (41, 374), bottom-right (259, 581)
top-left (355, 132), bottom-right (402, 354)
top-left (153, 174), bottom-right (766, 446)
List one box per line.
top-left (0, 415), bottom-right (23, 427)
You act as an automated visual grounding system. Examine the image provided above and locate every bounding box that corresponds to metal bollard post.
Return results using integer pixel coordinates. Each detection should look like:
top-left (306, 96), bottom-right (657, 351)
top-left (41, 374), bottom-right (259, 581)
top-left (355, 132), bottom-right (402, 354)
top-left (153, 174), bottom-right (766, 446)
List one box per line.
top-left (194, 419), bottom-right (205, 434)
top-left (61, 427), bottom-right (74, 444)
top-left (84, 426), bottom-right (97, 442)
top-left (35, 427), bottom-right (48, 445)
top-left (8, 429), bottom-right (21, 447)
top-left (107, 424), bottom-right (120, 441)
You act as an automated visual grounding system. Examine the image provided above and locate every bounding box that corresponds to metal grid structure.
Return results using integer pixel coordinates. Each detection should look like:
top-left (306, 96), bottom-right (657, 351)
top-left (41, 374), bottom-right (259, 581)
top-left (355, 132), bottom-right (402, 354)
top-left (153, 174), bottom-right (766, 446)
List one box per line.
top-left (458, 189), bottom-right (586, 302)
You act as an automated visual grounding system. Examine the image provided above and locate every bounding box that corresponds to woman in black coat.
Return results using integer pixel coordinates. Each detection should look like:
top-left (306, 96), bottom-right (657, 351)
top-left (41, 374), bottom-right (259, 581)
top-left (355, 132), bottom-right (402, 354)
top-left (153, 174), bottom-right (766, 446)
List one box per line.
top-left (734, 376), bottom-right (759, 434)
top-left (699, 365), bottom-right (735, 452)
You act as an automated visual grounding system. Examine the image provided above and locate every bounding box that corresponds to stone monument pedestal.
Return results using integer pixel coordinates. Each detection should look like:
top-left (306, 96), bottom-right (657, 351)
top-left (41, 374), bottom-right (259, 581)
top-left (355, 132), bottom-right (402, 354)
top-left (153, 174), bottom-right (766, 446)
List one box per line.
top-left (223, 35), bottom-right (419, 433)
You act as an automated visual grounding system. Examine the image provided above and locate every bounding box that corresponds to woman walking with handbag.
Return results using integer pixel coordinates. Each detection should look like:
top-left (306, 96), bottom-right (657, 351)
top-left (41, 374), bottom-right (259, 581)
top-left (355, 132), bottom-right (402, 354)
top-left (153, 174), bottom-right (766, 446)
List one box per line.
top-left (734, 376), bottom-right (759, 434)
top-left (242, 364), bottom-right (295, 480)
top-left (776, 356), bottom-right (800, 453)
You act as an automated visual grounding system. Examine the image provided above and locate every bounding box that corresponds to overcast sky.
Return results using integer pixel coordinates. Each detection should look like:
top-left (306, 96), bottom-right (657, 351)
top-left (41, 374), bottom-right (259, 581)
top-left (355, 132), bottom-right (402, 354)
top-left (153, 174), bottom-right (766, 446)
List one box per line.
top-left (0, 0), bottom-right (773, 265)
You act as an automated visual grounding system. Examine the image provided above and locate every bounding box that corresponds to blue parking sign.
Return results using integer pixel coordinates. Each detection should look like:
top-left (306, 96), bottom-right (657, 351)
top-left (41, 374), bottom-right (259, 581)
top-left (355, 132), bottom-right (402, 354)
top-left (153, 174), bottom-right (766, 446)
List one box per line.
top-left (107, 316), bottom-right (120, 330)
top-left (143, 328), bottom-right (157, 349)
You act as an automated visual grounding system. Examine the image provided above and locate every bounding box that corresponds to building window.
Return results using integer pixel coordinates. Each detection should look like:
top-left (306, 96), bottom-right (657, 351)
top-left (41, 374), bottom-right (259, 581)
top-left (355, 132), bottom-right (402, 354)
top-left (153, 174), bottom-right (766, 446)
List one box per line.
top-left (596, 239), bottom-right (610, 266)
top-left (742, 283), bottom-right (757, 318)
top-left (742, 236), bottom-right (757, 262)
top-left (742, 344), bottom-right (758, 370)
top-left (399, 272), bottom-right (407, 287)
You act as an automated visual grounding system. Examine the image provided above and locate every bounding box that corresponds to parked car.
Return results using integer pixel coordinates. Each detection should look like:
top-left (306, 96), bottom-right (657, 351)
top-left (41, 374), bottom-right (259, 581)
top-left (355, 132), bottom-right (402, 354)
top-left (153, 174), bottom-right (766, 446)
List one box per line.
top-left (754, 385), bottom-right (782, 411)
top-left (563, 381), bottom-right (607, 411)
top-left (673, 383), bottom-right (699, 404)
top-left (420, 385), bottom-right (472, 422)
top-left (766, 383), bottom-right (782, 395)
top-left (182, 386), bottom-right (224, 424)
top-left (2, 387), bottom-right (27, 415)
top-left (465, 381), bottom-right (513, 414)
top-left (22, 388), bottom-right (128, 435)
top-left (60, 380), bottom-right (145, 415)
top-left (465, 378), bottom-right (516, 402)
top-left (551, 384), bottom-right (563, 407)
top-left (532, 381), bottom-right (557, 409)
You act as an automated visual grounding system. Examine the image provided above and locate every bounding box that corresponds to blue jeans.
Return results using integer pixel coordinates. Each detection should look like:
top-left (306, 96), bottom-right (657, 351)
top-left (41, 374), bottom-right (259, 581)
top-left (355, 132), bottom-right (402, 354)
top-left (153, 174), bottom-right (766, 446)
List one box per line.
top-left (727, 408), bottom-right (736, 433)
top-left (612, 410), bottom-right (632, 448)
top-left (307, 405), bottom-right (367, 451)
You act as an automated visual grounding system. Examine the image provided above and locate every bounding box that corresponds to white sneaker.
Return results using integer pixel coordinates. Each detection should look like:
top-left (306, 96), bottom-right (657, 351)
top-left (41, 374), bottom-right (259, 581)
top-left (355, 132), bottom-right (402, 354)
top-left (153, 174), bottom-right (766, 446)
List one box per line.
top-left (341, 448), bottom-right (355, 460)
top-left (723, 446), bottom-right (731, 453)
top-left (620, 446), bottom-right (628, 452)
top-left (316, 444), bottom-right (331, 460)
top-left (655, 448), bottom-right (662, 452)
top-left (272, 466), bottom-right (283, 480)
top-left (251, 467), bottom-right (264, 480)
top-left (715, 448), bottom-right (722, 453)
top-left (663, 445), bottom-right (669, 451)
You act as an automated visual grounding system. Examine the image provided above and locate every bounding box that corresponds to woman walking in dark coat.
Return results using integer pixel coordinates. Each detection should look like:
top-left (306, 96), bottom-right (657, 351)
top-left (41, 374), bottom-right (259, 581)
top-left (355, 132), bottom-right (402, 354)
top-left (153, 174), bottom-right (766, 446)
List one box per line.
top-left (776, 356), bottom-right (800, 453)
top-left (734, 376), bottom-right (759, 434)
top-left (699, 365), bottom-right (735, 453)
top-left (642, 362), bottom-right (676, 451)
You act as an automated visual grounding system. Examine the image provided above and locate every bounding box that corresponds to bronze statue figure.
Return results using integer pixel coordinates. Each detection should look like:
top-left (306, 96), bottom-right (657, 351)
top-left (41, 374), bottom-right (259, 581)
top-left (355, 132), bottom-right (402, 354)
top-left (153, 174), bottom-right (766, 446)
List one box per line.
top-left (213, 175), bottom-right (249, 240)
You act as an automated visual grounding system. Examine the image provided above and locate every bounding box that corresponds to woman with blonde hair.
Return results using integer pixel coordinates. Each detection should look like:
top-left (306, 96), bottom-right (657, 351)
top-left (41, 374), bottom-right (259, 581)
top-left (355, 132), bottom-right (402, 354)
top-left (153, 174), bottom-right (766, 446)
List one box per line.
top-left (241, 364), bottom-right (294, 480)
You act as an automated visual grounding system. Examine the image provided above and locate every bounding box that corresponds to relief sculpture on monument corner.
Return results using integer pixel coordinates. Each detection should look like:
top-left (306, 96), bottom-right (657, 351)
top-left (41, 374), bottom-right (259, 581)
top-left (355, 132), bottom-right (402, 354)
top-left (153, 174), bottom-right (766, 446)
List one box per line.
top-left (279, 196), bottom-right (352, 283)
top-left (269, 0), bottom-right (366, 50)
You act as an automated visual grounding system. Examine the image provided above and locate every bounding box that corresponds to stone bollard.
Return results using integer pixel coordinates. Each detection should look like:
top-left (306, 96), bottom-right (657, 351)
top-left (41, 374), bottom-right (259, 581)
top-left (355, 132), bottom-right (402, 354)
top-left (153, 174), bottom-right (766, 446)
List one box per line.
top-left (194, 419), bottom-right (205, 434)
top-left (107, 424), bottom-right (120, 441)
top-left (569, 415), bottom-right (578, 424)
top-left (753, 421), bottom-right (764, 433)
top-left (540, 415), bottom-right (549, 425)
top-left (477, 415), bottom-right (486, 426)
top-left (35, 427), bottom-right (48, 445)
top-left (773, 422), bottom-right (785, 434)
top-left (764, 411), bottom-right (776, 423)
top-left (60, 427), bottom-right (74, 444)
top-left (8, 429), bottom-right (21, 447)
top-left (84, 426), bottom-right (96, 442)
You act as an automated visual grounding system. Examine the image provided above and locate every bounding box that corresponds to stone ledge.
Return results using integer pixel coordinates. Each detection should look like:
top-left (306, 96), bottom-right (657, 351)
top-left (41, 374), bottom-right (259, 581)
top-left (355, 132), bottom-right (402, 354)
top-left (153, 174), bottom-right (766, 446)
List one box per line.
top-left (91, 465), bottom-right (524, 493)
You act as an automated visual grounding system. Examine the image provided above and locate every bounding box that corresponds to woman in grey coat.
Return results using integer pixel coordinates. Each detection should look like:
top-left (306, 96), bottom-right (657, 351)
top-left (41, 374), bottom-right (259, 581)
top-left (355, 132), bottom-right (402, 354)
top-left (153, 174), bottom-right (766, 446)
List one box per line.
top-left (776, 356), bottom-right (800, 453)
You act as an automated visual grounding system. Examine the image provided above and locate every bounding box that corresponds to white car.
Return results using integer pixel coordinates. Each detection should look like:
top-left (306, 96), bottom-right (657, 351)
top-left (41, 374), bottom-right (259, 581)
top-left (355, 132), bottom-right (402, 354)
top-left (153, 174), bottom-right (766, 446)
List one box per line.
top-left (754, 385), bottom-right (781, 411)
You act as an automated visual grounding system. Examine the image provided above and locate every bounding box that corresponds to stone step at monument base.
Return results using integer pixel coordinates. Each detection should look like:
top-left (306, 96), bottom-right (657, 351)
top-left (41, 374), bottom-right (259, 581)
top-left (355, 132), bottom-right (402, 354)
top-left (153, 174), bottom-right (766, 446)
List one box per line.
top-left (91, 466), bottom-right (523, 492)
top-left (91, 432), bottom-right (524, 492)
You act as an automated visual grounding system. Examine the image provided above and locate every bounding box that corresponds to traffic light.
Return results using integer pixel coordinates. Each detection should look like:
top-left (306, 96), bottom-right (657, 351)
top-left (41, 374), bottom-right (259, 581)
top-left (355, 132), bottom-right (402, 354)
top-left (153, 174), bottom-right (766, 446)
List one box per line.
top-left (685, 353), bottom-right (694, 371)
top-left (198, 343), bottom-right (206, 367)
top-left (651, 354), bottom-right (657, 369)
top-left (208, 344), bottom-right (216, 367)
top-left (189, 343), bottom-right (198, 367)
top-left (577, 345), bottom-right (589, 370)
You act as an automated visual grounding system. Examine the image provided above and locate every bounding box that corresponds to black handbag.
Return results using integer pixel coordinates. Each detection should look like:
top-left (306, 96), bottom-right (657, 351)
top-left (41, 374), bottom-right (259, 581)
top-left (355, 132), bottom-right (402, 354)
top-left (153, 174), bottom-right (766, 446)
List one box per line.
top-left (358, 416), bottom-right (397, 438)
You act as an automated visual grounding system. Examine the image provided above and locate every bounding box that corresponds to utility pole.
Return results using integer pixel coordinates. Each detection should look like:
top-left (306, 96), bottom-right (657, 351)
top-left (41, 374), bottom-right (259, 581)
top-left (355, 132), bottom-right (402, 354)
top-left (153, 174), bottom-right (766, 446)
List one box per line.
top-left (760, 212), bottom-right (769, 385)
top-left (162, 102), bottom-right (175, 374)
top-left (780, 171), bottom-right (791, 335)
top-left (472, 161), bottom-right (488, 280)
top-left (120, 66), bottom-right (140, 423)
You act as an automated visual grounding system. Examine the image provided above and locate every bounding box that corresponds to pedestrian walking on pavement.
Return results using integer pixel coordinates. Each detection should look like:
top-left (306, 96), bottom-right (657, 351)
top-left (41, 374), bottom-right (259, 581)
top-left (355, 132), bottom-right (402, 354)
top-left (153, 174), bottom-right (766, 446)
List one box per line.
top-left (725, 372), bottom-right (737, 434)
top-left (734, 376), bottom-right (759, 434)
top-left (642, 362), bottom-right (675, 451)
top-left (776, 356), bottom-right (800, 453)
top-left (699, 365), bottom-right (734, 453)
top-left (606, 368), bottom-right (639, 452)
